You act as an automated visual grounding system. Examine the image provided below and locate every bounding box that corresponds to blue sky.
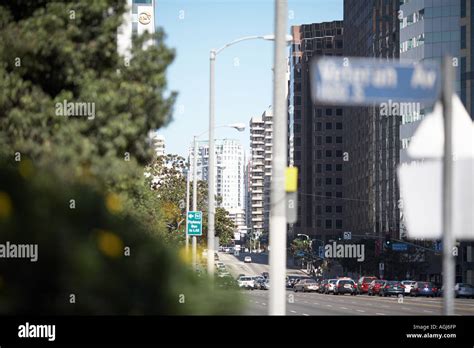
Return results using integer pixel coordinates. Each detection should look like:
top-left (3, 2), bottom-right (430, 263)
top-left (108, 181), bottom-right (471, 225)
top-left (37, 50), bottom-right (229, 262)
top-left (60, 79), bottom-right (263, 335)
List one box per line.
top-left (154, 0), bottom-right (342, 157)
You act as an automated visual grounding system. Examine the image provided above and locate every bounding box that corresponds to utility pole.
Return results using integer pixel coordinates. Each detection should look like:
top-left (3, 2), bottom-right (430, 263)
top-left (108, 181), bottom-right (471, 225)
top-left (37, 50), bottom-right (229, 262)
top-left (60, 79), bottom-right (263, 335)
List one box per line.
top-left (441, 56), bottom-right (455, 315)
top-left (269, 0), bottom-right (288, 315)
top-left (185, 165), bottom-right (190, 254)
top-left (208, 49), bottom-right (216, 277)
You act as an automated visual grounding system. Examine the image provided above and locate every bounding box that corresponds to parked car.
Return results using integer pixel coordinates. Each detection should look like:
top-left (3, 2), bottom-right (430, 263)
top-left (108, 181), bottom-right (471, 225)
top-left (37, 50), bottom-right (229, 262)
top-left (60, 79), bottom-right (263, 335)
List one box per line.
top-left (286, 275), bottom-right (304, 288)
top-left (368, 280), bottom-right (386, 296)
top-left (357, 276), bottom-right (378, 294)
top-left (318, 279), bottom-right (329, 293)
top-left (262, 272), bottom-right (269, 279)
top-left (379, 281), bottom-right (405, 297)
top-left (217, 270), bottom-right (231, 278)
top-left (440, 283), bottom-right (474, 298)
top-left (253, 277), bottom-right (266, 290)
top-left (262, 279), bottom-right (270, 290)
top-left (237, 276), bottom-right (255, 289)
top-left (244, 256), bottom-right (252, 263)
top-left (410, 282), bottom-right (438, 297)
top-left (294, 279), bottom-right (319, 292)
top-left (325, 279), bottom-right (338, 294)
top-left (401, 280), bottom-right (416, 295)
top-left (334, 279), bottom-right (357, 295)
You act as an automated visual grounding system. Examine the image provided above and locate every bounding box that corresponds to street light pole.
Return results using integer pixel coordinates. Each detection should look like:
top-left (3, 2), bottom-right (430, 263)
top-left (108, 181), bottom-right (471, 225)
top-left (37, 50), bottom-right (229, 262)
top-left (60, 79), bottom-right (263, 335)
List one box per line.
top-left (269, 0), bottom-right (288, 315)
top-left (192, 135), bottom-right (199, 270)
top-left (207, 35), bottom-right (278, 277)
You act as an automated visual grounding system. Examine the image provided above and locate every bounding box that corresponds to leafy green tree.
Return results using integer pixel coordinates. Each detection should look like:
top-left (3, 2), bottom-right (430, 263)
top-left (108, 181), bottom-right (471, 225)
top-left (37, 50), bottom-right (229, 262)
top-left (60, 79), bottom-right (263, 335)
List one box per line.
top-left (0, 0), bottom-right (176, 187)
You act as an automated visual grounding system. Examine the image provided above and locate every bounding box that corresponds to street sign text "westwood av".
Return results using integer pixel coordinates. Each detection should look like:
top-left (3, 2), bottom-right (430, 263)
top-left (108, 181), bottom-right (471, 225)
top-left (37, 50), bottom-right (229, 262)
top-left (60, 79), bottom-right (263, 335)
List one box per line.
top-left (187, 211), bottom-right (202, 236)
top-left (311, 57), bottom-right (441, 105)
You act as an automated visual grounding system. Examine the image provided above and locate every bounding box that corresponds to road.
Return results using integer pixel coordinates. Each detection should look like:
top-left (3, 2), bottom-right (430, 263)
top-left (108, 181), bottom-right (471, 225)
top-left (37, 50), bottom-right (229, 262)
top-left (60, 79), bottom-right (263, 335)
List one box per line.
top-left (217, 252), bottom-right (474, 316)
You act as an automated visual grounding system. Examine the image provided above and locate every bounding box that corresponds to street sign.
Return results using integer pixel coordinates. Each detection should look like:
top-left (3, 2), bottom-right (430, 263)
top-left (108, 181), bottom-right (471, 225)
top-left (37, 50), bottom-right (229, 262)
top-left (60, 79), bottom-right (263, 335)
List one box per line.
top-left (343, 231), bottom-right (352, 240)
top-left (186, 211), bottom-right (202, 236)
top-left (379, 262), bottom-right (384, 271)
top-left (391, 243), bottom-right (408, 252)
top-left (311, 57), bottom-right (441, 105)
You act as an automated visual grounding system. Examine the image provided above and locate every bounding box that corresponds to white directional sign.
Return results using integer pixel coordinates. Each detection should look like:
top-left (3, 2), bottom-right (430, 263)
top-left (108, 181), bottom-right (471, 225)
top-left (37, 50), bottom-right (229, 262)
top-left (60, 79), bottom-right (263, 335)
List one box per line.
top-left (311, 57), bottom-right (441, 105)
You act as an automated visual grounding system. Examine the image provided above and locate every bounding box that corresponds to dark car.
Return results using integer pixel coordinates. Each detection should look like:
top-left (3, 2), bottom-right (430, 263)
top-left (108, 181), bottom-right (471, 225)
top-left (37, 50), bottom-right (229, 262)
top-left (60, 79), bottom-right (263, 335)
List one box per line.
top-left (262, 272), bottom-right (269, 279)
top-left (368, 280), bottom-right (386, 296)
top-left (379, 281), bottom-right (405, 297)
top-left (253, 277), bottom-right (266, 290)
top-left (357, 276), bottom-right (378, 294)
top-left (334, 279), bottom-right (357, 295)
top-left (318, 279), bottom-right (329, 293)
top-left (410, 282), bottom-right (438, 297)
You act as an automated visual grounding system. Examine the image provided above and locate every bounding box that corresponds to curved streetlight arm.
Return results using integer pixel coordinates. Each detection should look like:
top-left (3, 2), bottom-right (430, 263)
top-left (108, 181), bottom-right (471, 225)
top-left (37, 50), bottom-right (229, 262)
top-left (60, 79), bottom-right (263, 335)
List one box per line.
top-left (215, 35), bottom-right (270, 55)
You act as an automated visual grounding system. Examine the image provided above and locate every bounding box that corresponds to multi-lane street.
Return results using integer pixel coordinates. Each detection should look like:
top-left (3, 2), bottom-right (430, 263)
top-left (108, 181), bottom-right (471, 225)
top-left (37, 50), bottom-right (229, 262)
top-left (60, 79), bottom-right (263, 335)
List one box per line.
top-left (217, 252), bottom-right (474, 316)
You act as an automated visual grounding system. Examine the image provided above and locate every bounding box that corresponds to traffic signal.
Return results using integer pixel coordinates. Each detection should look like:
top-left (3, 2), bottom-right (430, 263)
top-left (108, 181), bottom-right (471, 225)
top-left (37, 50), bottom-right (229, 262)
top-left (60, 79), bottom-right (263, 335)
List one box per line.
top-left (384, 234), bottom-right (391, 249)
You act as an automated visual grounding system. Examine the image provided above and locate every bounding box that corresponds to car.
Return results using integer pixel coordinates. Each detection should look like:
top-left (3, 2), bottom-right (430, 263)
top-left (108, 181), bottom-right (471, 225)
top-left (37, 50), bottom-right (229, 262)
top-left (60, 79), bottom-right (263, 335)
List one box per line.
top-left (262, 272), bottom-right (269, 279)
top-left (325, 279), bottom-right (338, 294)
top-left (368, 280), bottom-right (386, 296)
top-left (253, 277), bottom-right (266, 290)
top-left (294, 279), bottom-right (319, 292)
top-left (217, 270), bottom-right (231, 278)
top-left (237, 273), bottom-right (245, 279)
top-left (262, 279), bottom-right (270, 290)
top-left (357, 276), bottom-right (378, 294)
top-left (379, 281), bottom-right (405, 297)
top-left (215, 261), bottom-right (225, 269)
top-left (237, 276), bottom-right (255, 289)
top-left (410, 282), bottom-right (438, 297)
top-left (318, 279), bottom-right (329, 293)
top-left (244, 248), bottom-right (249, 253)
top-left (286, 275), bottom-right (301, 288)
top-left (223, 247), bottom-right (230, 253)
top-left (244, 256), bottom-right (252, 263)
top-left (334, 279), bottom-right (357, 295)
top-left (441, 283), bottom-right (474, 298)
top-left (214, 253), bottom-right (219, 261)
top-left (401, 280), bottom-right (416, 294)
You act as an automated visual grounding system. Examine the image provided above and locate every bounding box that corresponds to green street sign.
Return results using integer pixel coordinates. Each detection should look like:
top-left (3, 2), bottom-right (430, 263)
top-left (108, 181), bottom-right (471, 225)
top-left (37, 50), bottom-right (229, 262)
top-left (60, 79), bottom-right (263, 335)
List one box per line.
top-left (187, 211), bottom-right (202, 236)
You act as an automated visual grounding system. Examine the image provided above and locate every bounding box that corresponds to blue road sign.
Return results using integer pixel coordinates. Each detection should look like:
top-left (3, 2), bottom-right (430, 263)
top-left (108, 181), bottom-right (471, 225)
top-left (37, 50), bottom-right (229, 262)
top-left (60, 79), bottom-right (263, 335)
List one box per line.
top-left (187, 211), bottom-right (202, 236)
top-left (311, 57), bottom-right (441, 105)
top-left (392, 243), bottom-right (408, 251)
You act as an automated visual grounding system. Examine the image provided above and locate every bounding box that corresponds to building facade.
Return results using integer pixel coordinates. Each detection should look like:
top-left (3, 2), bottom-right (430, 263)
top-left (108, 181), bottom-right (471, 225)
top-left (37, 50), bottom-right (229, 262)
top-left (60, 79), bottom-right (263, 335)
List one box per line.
top-left (117, 0), bottom-right (155, 59)
top-left (343, 0), bottom-right (401, 240)
top-left (287, 21), bottom-right (345, 242)
top-left (189, 139), bottom-right (245, 211)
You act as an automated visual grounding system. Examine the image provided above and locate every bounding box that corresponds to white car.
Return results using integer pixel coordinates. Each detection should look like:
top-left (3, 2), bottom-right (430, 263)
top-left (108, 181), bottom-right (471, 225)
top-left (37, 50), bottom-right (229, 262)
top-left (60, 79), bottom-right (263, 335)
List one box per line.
top-left (401, 280), bottom-right (416, 294)
top-left (326, 279), bottom-right (338, 294)
top-left (238, 276), bottom-right (255, 289)
top-left (244, 256), bottom-right (252, 263)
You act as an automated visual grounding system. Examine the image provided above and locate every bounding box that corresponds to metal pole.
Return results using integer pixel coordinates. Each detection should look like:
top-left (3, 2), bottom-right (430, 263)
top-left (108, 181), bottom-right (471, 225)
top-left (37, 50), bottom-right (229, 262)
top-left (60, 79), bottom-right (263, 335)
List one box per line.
top-left (208, 50), bottom-right (216, 277)
top-left (192, 136), bottom-right (199, 270)
top-left (442, 56), bottom-right (455, 315)
top-left (269, 0), bottom-right (288, 315)
top-left (185, 167), bottom-right (190, 254)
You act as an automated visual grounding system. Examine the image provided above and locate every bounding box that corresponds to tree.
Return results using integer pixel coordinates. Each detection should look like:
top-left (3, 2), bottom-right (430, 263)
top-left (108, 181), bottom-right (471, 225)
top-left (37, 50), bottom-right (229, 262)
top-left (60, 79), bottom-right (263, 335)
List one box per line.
top-left (0, 1), bottom-right (176, 186)
top-left (146, 154), bottom-right (236, 245)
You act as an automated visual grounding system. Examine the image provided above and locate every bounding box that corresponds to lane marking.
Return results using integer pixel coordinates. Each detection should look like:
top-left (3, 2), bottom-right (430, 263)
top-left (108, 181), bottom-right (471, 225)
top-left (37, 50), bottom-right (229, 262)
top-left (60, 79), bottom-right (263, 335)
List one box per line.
top-left (356, 309), bottom-right (365, 313)
top-left (313, 302), bottom-right (319, 305)
top-left (290, 310), bottom-right (297, 313)
top-left (326, 304), bottom-right (333, 307)
top-left (423, 310), bottom-right (434, 313)
top-left (376, 313), bottom-right (386, 315)
top-left (340, 307), bottom-right (348, 310)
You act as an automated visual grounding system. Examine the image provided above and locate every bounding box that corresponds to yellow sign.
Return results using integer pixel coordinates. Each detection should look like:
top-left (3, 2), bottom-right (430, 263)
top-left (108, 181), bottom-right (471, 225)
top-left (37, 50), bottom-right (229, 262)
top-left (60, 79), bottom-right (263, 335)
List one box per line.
top-left (285, 167), bottom-right (298, 192)
top-left (138, 12), bottom-right (152, 25)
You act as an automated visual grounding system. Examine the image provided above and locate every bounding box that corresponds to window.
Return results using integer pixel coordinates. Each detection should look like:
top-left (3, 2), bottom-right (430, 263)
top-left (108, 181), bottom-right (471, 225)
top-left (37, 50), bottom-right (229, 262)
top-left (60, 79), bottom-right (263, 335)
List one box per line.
top-left (461, 0), bottom-right (466, 17)
top-left (326, 164), bottom-right (332, 171)
top-left (316, 206), bottom-right (321, 215)
top-left (295, 124), bottom-right (301, 133)
top-left (295, 96), bottom-right (302, 105)
top-left (336, 164), bottom-right (342, 171)
top-left (326, 122), bottom-right (332, 130)
top-left (316, 164), bottom-right (322, 173)
top-left (295, 109), bottom-right (301, 119)
top-left (336, 178), bottom-right (342, 185)
top-left (316, 150), bottom-right (322, 159)
top-left (325, 206), bottom-right (332, 213)
top-left (336, 136), bottom-right (342, 144)
top-left (326, 136), bottom-right (332, 144)
top-left (325, 219), bottom-right (332, 229)
top-left (325, 192), bottom-right (332, 198)
top-left (336, 220), bottom-right (342, 229)
top-left (316, 109), bottom-right (322, 117)
top-left (325, 109), bottom-right (333, 116)
top-left (316, 122), bottom-right (322, 131)
top-left (336, 206), bottom-right (342, 213)
top-left (317, 136), bottom-right (322, 145)
top-left (295, 137), bottom-right (301, 146)
top-left (336, 150), bottom-right (343, 157)
top-left (316, 192), bottom-right (322, 201)
top-left (295, 83), bottom-right (302, 92)
top-left (325, 177), bottom-right (332, 185)
top-left (335, 40), bottom-right (343, 49)
top-left (295, 151), bottom-right (301, 160)
top-left (335, 192), bottom-right (342, 198)
top-left (316, 178), bottom-right (322, 187)
top-left (317, 219), bottom-right (321, 227)
top-left (336, 122), bottom-right (343, 130)
top-left (336, 108), bottom-right (343, 116)
top-left (461, 25), bottom-right (466, 49)
top-left (326, 150), bottom-right (332, 157)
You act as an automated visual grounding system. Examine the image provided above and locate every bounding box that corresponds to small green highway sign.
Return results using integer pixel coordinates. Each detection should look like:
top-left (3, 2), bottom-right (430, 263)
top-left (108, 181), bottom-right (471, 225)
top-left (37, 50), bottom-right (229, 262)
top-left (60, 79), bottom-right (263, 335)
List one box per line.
top-left (187, 211), bottom-right (202, 236)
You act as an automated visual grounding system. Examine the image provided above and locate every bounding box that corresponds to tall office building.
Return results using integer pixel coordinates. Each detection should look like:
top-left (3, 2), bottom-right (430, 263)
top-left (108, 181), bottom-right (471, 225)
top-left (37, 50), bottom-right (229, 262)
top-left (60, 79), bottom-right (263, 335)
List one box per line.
top-left (262, 108), bottom-right (273, 234)
top-left (249, 115), bottom-right (266, 239)
top-left (343, 0), bottom-right (401, 239)
top-left (189, 139), bottom-right (245, 211)
top-left (117, 0), bottom-right (155, 59)
top-left (287, 21), bottom-right (345, 242)
top-left (460, 0), bottom-right (474, 119)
